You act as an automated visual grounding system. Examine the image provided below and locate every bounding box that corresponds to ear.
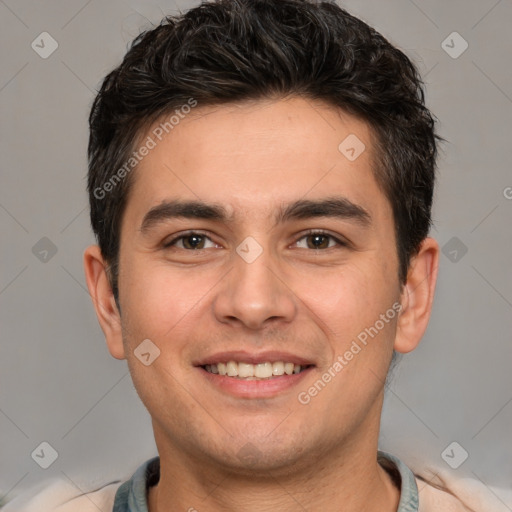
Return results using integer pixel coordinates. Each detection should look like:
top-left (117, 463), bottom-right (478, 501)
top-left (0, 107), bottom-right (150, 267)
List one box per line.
top-left (83, 245), bottom-right (125, 360)
top-left (394, 237), bottom-right (439, 354)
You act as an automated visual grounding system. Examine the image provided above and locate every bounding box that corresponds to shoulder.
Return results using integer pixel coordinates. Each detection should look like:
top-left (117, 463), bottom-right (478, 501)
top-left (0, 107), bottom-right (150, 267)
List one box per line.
top-left (1, 478), bottom-right (122, 512)
top-left (417, 476), bottom-right (476, 512)
top-left (2, 456), bottom-right (159, 512)
top-left (414, 470), bottom-right (512, 512)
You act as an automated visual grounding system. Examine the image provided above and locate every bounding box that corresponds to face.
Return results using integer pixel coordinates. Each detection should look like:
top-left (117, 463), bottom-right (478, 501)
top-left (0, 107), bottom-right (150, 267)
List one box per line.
top-left (101, 97), bottom-right (408, 473)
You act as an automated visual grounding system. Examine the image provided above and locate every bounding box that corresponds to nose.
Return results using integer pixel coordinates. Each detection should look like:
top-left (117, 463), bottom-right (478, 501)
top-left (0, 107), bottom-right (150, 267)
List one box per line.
top-left (212, 242), bottom-right (297, 331)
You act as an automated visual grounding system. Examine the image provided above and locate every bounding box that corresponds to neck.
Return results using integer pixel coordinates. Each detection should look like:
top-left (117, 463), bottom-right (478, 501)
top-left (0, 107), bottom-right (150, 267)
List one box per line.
top-left (149, 455), bottom-right (399, 512)
top-left (148, 416), bottom-right (400, 512)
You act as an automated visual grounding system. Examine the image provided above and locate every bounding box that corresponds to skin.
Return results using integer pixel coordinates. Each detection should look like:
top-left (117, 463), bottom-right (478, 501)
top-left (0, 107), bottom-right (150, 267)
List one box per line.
top-left (84, 96), bottom-right (439, 512)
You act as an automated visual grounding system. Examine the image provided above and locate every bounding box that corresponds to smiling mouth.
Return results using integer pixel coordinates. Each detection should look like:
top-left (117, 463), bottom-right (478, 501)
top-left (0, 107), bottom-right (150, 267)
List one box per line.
top-left (202, 361), bottom-right (313, 380)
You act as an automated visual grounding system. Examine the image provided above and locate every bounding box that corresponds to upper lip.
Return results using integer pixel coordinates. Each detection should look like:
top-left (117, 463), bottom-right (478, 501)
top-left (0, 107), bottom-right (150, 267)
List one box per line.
top-left (194, 350), bottom-right (316, 367)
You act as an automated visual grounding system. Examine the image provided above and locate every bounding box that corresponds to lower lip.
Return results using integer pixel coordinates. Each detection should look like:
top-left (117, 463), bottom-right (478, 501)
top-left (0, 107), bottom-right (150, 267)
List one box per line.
top-left (199, 367), bottom-right (314, 399)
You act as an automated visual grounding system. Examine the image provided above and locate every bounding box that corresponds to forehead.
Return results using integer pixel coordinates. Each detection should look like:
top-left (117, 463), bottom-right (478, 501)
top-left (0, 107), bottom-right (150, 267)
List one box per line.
top-left (124, 97), bottom-right (389, 227)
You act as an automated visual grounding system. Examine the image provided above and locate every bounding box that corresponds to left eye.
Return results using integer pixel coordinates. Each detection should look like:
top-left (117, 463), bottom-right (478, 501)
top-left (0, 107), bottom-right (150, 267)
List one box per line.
top-left (294, 232), bottom-right (345, 250)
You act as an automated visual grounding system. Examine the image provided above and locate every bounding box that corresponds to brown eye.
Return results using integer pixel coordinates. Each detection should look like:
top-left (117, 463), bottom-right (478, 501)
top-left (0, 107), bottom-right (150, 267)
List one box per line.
top-left (306, 234), bottom-right (331, 249)
top-left (164, 232), bottom-right (215, 250)
top-left (181, 234), bottom-right (206, 249)
top-left (295, 231), bottom-right (345, 250)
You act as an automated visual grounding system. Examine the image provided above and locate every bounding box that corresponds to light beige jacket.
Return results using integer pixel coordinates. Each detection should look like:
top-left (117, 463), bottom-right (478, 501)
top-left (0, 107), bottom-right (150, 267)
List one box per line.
top-left (2, 467), bottom-right (511, 511)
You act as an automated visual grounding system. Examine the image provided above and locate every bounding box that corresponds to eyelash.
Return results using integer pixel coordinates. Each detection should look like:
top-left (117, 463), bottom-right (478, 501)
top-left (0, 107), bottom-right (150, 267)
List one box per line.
top-left (163, 229), bottom-right (348, 250)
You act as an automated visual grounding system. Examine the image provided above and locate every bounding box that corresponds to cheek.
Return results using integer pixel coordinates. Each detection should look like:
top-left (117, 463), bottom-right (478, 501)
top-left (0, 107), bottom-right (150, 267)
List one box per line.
top-left (119, 262), bottom-right (202, 412)
top-left (296, 257), bottom-right (399, 352)
top-left (119, 257), bottom-right (215, 346)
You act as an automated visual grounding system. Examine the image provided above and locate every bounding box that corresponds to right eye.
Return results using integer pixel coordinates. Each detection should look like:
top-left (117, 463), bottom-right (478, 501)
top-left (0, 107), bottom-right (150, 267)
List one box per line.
top-left (163, 231), bottom-right (218, 250)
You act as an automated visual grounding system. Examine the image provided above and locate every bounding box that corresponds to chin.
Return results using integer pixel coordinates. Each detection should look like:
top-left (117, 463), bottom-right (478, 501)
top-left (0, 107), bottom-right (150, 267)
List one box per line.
top-left (201, 430), bottom-right (314, 476)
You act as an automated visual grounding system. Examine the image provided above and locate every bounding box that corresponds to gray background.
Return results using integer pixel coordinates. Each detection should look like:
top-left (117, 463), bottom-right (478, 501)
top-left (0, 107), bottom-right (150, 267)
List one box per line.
top-left (1, 0), bottom-right (511, 506)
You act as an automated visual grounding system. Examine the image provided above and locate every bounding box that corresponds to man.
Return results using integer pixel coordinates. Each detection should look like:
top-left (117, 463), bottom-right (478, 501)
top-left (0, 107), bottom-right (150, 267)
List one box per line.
top-left (4, 0), bottom-right (506, 510)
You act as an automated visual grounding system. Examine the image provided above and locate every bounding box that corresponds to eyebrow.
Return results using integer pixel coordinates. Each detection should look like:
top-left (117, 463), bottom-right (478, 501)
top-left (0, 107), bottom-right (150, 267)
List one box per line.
top-left (139, 196), bottom-right (371, 234)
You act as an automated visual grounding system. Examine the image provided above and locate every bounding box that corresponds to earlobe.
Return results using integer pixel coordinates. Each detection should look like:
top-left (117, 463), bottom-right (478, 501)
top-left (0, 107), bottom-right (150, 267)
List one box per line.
top-left (83, 245), bottom-right (126, 360)
top-left (394, 237), bottom-right (439, 354)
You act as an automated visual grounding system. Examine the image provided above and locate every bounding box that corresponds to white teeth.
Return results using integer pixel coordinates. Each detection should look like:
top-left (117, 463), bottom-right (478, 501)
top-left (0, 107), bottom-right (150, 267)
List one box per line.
top-left (204, 361), bottom-right (306, 379)
top-left (254, 362), bottom-right (273, 378)
top-left (226, 361), bottom-right (238, 377)
top-left (238, 362), bottom-right (254, 378)
top-left (272, 361), bottom-right (284, 375)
